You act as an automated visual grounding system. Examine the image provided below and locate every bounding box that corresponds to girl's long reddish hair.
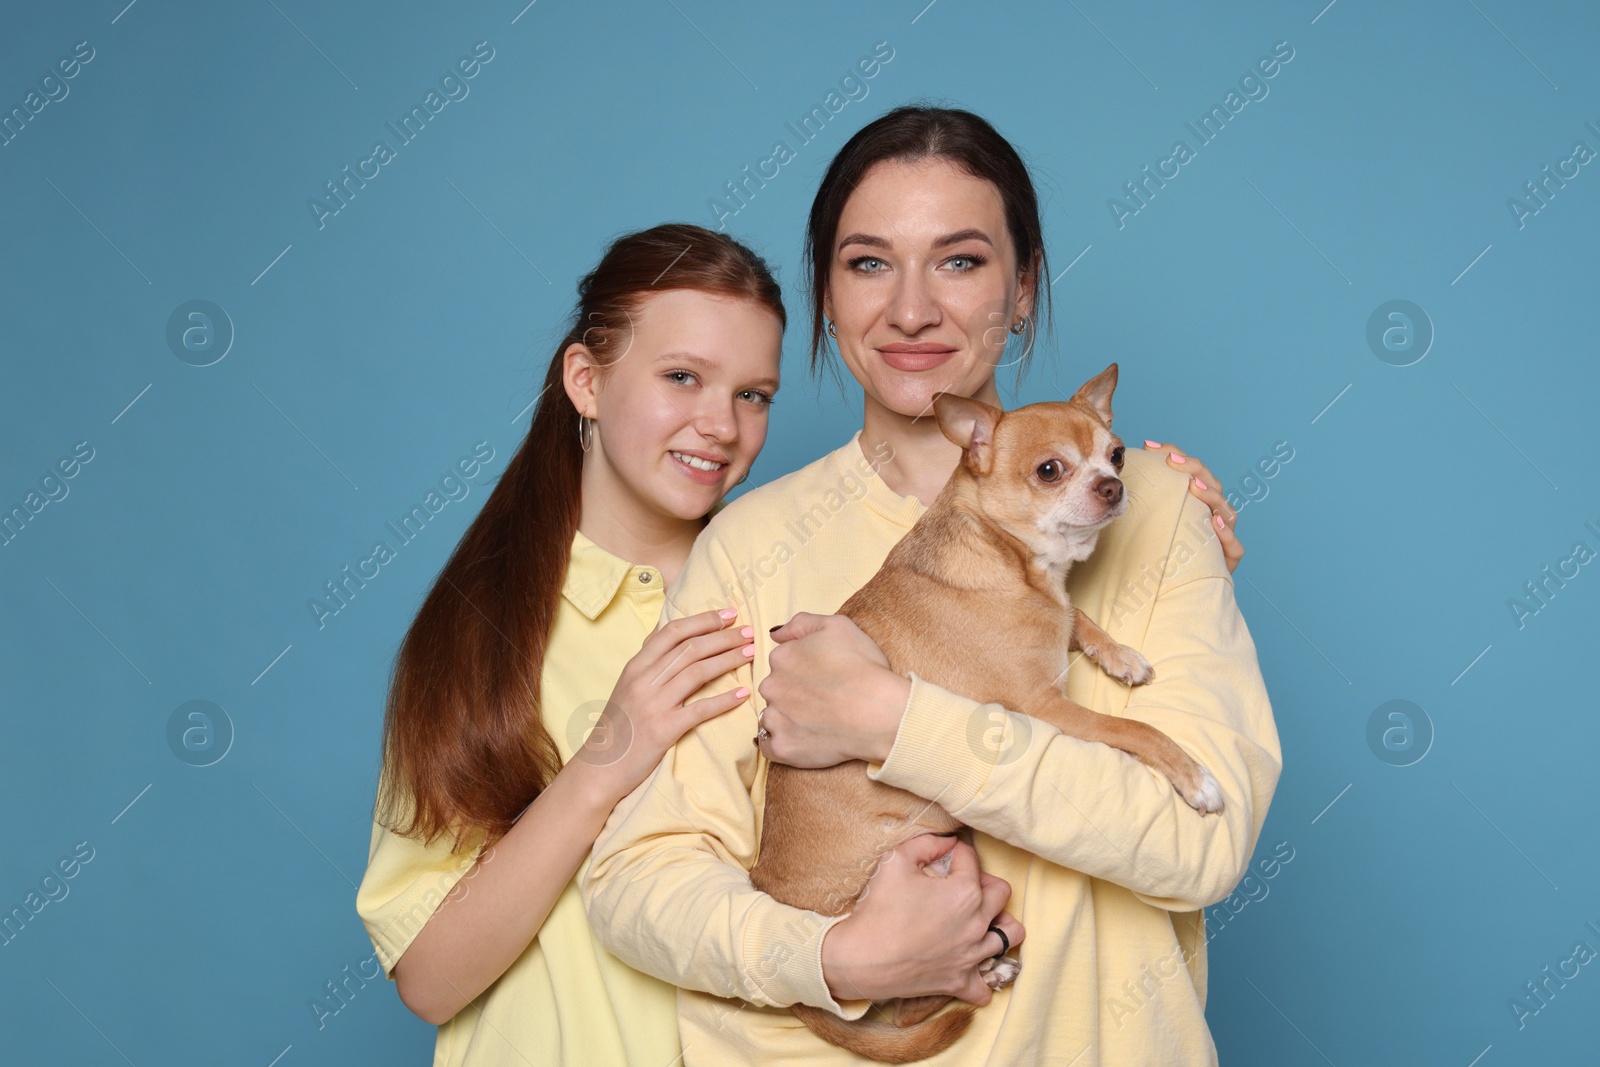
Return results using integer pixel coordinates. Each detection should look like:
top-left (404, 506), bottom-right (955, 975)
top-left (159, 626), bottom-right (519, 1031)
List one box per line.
top-left (377, 223), bottom-right (785, 851)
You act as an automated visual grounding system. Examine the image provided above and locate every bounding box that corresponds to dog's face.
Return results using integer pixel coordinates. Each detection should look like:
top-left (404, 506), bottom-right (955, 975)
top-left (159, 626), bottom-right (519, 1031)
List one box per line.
top-left (933, 363), bottom-right (1126, 566)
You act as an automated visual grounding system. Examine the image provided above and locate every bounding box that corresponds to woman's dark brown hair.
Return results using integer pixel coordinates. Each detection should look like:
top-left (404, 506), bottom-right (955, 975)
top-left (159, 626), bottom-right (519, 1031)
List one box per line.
top-left (377, 222), bottom-right (785, 852)
top-left (803, 104), bottom-right (1052, 383)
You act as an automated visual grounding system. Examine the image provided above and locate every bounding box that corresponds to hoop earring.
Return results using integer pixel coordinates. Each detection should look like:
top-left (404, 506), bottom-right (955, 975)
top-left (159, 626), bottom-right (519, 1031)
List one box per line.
top-left (577, 413), bottom-right (593, 453)
top-left (826, 320), bottom-right (837, 339)
top-left (733, 470), bottom-right (749, 487)
top-left (1009, 316), bottom-right (1028, 335)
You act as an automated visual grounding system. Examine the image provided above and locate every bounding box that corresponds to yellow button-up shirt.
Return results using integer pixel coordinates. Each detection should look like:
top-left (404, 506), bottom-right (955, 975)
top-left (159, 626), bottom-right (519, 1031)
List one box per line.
top-left (584, 432), bottom-right (1283, 1066)
top-left (356, 528), bottom-right (683, 1066)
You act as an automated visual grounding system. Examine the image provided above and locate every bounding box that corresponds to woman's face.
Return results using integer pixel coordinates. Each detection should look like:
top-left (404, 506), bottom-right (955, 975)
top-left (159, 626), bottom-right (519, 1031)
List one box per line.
top-left (823, 156), bottom-right (1036, 418)
top-left (567, 289), bottom-right (782, 523)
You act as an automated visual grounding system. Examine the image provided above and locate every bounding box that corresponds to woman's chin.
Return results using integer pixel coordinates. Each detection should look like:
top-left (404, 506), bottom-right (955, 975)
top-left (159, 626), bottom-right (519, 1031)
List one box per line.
top-left (874, 380), bottom-right (962, 420)
top-left (865, 366), bottom-right (993, 418)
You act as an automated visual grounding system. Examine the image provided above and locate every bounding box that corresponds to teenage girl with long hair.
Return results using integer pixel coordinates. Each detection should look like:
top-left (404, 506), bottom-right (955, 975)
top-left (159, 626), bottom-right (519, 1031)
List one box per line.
top-left (356, 223), bottom-right (793, 1064)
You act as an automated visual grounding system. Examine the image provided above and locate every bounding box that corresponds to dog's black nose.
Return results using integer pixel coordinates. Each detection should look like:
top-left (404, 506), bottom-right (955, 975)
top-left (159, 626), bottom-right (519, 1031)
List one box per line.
top-left (1095, 477), bottom-right (1123, 506)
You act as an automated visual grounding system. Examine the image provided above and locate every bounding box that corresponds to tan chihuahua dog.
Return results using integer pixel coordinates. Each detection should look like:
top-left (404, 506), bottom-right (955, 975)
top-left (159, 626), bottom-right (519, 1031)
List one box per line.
top-left (750, 363), bottom-right (1223, 1063)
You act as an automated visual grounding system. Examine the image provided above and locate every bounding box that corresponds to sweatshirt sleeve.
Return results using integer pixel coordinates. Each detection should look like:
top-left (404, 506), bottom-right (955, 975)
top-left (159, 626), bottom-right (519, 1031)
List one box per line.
top-left (865, 489), bottom-right (1283, 912)
top-left (581, 530), bottom-right (874, 1021)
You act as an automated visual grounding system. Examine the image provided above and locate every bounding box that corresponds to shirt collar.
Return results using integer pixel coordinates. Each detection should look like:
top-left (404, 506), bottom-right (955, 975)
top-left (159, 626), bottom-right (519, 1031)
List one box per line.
top-left (562, 528), bottom-right (634, 620)
top-left (836, 429), bottom-right (928, 530)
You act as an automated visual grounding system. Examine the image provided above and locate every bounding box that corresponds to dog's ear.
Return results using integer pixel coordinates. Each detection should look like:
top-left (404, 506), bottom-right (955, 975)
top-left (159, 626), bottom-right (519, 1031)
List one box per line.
top-left (1072, 362), bottom-right (1118, 425)
top-left (933, 392), bottom-right (1002, 476)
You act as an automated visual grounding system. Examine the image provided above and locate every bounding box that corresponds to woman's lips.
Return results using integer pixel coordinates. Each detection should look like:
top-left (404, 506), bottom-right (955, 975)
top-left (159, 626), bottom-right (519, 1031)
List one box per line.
top-left (878, 345), bottom-right (957, 372)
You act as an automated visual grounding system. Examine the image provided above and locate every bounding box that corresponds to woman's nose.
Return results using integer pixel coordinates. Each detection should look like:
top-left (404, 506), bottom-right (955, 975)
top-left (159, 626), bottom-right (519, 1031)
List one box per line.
top-left (887, 269), bottom-right (940, 334)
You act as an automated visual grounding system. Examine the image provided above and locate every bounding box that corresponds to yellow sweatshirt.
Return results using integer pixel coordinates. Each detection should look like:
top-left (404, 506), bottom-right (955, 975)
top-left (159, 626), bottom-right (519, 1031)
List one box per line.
top-left (356, 529), bottom-right (682, 1066)
top-left (583, 431), bottom-right (1283, 1065)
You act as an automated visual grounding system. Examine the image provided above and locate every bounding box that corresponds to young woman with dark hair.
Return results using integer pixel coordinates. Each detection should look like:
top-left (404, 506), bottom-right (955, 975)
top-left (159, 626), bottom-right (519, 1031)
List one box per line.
top-left (584, 107), bottom-right (1273, 1065)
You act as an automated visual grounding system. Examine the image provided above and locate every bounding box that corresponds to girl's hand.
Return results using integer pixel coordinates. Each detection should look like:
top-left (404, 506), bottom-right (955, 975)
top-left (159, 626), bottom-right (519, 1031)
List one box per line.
top-left (822, 834), bottom-right (1024, 1006)
top-left (584, 608), bottom-right (755, 797)
top-left (757, 612), bottom-right (907, 769)
top-left (1142, 441), bottom-right (1243, 573)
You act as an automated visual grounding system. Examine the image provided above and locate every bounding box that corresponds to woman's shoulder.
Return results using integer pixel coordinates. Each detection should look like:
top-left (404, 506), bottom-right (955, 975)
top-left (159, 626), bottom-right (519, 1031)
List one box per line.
top-left (1121, 445), bottom-right (1190, 513)
top-left (704, 444), bottom-right (848, 539)
top-left (1111, 445), bottom-right (1228, 576)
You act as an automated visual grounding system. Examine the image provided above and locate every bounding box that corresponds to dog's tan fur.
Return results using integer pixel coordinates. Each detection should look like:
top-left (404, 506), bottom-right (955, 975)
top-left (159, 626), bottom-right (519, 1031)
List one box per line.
top-left (749, 364), bottom-right (1222, 1063)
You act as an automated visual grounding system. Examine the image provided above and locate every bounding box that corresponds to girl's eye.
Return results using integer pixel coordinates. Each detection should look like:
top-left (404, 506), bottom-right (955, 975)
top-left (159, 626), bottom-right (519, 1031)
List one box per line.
top-left (739, 389), bottom-right (775, 406)
top-left (665, 370), bottom-right (696, 385)
top-left (846, 255), bottom-right (887, 274)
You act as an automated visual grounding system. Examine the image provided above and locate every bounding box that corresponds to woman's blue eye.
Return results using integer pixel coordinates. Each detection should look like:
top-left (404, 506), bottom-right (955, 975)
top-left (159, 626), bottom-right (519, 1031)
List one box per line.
top-left (947, 254), bottom-right (986, 271)
top-left (847, 256), bottom-right (886, 273)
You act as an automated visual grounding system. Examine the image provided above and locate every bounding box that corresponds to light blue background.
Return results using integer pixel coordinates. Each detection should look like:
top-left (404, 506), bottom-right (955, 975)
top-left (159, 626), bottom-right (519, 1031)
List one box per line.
top-left (3, 1), bottom-right (1597, 1063)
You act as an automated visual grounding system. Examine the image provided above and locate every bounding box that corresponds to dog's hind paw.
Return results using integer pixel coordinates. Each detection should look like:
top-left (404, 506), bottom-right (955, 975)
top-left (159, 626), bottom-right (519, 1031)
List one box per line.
top-left (979, 955), bottom-right (1021, 989)
top-left (1179, 766), bottom-right (1225, 814)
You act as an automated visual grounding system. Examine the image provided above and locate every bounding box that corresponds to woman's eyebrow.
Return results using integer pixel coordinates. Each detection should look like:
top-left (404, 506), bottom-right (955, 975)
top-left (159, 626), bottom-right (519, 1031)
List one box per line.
top-left (836, 231), bottom-right (889, 252)
top-left (933, 228), bottom-right (994, 249)
top-left (836, 228), bottom-right (994, 252)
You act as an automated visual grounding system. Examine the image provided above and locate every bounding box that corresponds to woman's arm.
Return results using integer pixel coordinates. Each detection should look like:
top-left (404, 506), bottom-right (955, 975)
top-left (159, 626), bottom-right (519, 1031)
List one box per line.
top-left (760, 484), bottom-right (1282, 912)
top-left (391, 610), bottom-right (756, 1024)
top-left (582, 530), bottom-right (1020, 1015)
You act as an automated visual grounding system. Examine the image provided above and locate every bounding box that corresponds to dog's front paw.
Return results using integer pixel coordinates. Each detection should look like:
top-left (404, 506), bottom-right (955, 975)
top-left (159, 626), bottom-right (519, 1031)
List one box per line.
top-left (1178, 765), bottom-right (1225, 814)
top-left (978, 955), bottom-right (1021, 989)
top-left (1097, 645), bottom-right (1154, 686)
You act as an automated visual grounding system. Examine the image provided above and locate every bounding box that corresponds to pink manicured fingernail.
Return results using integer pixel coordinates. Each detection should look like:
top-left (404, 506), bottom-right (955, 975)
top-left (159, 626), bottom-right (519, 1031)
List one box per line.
top-left (1214, 513), bottom-right (1225, 529)
top-left (734, 687), bottom-right (750, 698)
top-left (742, 644), bottom-right (756, 656)
top-left (740, 626), bottom-right (753, 638)
top-left (1193, 477), bottom-right (1207, 491)
top-left (718, 607), bottom-right (738, 620)
top-left (1143, 439), bottom-right (1160, 449)
top-left (1170, 453), bottom-right (1187, 464)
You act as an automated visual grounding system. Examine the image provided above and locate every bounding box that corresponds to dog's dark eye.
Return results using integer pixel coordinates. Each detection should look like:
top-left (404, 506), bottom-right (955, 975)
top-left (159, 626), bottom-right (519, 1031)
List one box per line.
top-left (1037, 460), bottom-right (1063, 482)
top-left (1111, 446), bottom-right (1125, 470)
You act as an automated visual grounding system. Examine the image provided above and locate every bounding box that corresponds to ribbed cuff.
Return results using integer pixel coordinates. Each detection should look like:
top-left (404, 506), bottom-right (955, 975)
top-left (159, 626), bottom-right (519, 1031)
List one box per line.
top-left (742, 900), bottom-right (873, 1020)
top-left (866, 671), bottom-right (997, 813)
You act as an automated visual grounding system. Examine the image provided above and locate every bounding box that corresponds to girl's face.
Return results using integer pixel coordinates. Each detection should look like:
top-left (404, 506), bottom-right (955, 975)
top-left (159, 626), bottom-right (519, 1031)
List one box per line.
top-left (822, 156), bottom-right (1036, 418)
top-left (568, 289), bottom-right (782, 523)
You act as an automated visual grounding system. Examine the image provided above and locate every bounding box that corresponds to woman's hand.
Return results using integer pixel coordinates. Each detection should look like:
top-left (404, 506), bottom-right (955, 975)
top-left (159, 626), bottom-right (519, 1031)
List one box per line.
top-left (585, 608), bottom-right (755, 799)
top-left (1142, 441), bottom-right (1243, 573)
top-left (821, 834), bottom-right (1024, 1006)
top-left (756, 612), bottom-right (908, 768)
